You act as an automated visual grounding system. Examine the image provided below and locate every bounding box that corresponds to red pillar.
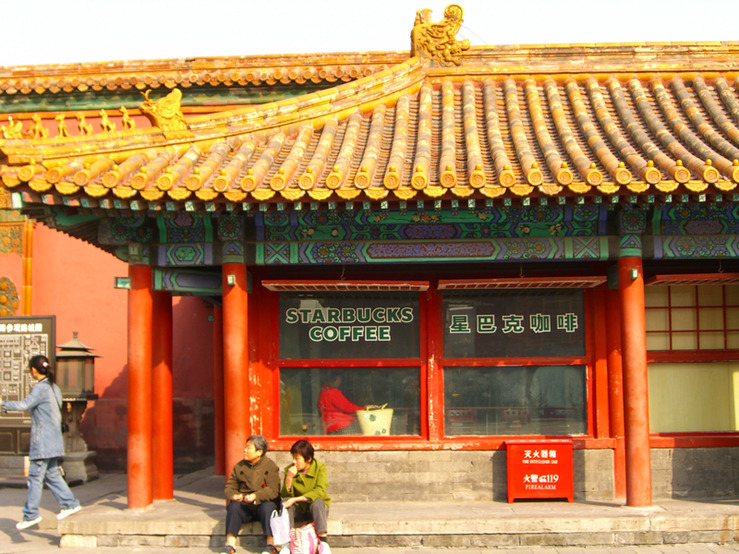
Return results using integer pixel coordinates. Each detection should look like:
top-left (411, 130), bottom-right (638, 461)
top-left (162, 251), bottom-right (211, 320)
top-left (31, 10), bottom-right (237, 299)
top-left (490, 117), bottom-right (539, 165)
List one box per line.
top-left (222, 264), bottom-right (249, 476)
top-left (213, 304), bottom-right (225, 476)
top-left (152, 290), bottom-right (173, 500)
top-left (618, 257), bottom-right (652, 507)
top-left (425, 286), bottom-right (443, 441)
top-left (127, 265), bottom-right (153, 509)
top-left (21, 218), bottom-right (33, 315)
top-left (591, 286), bottom-right (610, 439)
top-left (606, 287), bottom-right (627, 500)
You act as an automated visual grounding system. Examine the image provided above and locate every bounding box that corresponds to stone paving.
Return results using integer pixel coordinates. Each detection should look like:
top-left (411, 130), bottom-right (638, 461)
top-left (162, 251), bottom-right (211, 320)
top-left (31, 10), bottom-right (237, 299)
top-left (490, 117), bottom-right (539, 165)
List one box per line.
top-left (1, 468), bottom-right (737, 553)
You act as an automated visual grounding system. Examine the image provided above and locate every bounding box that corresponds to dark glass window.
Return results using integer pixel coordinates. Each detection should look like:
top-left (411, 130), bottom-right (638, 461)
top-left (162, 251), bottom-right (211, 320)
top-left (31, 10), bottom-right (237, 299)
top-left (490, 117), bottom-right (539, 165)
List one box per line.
top-left (442, 289), bottom-right (587, 436)
top-left (443, 290), bottom-right (585, 358)
top-left (280, 367), bottom-right (421, 436)
top-left (279, 292), bottom-right (420, 359)
top-left (444, 365), bottom-right (587, 436)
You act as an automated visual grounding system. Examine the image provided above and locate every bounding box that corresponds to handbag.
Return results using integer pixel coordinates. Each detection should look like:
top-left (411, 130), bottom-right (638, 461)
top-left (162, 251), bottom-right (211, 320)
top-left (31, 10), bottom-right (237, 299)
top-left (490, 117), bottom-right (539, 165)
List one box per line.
top-left (289, 522), bottom-right (319, 554)
top-left (57, 395), bottom-right (69, 433)
top-left (270, 507), bottom-right (290, 546)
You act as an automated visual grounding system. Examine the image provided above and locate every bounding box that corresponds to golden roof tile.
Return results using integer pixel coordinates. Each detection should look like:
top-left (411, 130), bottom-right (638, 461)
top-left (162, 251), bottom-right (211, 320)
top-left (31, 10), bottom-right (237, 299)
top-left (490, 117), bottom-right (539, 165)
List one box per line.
top-left (3, 5), bottom-right (739, 213)
top-left (7, 68), bottom-right (739, 211)
top-left (0, 54), bottom-right (402, 97)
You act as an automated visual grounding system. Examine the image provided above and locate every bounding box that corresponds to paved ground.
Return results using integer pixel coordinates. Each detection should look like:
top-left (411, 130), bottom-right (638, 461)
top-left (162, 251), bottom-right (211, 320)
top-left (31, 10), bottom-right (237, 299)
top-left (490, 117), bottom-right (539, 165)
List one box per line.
top-left (1, 471), bottom-right (738, 553)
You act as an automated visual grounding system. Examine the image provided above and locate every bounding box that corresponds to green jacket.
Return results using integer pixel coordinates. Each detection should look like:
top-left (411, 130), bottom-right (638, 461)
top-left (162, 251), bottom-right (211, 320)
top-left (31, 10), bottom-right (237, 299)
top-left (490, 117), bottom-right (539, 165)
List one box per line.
top-left (281, 458), bottom-right (331, 513)
top-left (224, 455), bottom-right (280, 505)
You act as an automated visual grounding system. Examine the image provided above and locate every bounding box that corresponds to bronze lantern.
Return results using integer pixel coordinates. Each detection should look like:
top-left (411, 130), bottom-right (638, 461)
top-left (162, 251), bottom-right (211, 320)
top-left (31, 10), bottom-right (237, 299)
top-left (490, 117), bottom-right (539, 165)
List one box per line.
top-left (56, 331), bottom-right (99, 483)
top-left (56, 331), bottom-right (98, 400)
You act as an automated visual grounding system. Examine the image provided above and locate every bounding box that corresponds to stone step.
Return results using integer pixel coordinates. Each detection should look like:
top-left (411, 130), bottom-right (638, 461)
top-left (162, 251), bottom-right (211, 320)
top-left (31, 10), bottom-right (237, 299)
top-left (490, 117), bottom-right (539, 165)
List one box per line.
top-left (57, 500), bottom-right (739, 549)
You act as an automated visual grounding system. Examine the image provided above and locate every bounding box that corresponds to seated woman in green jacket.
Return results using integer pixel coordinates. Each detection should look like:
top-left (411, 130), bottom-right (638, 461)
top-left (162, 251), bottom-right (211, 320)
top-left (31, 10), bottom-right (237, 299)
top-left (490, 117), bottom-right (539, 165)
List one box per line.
top-left (281, 439), bottom-right (331, 547)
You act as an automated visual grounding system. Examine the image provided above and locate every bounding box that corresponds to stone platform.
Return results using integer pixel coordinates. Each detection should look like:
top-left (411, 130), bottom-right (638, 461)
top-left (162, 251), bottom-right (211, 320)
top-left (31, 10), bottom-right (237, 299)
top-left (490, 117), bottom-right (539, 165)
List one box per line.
top-left (46, 469), bottom-right (739, 550)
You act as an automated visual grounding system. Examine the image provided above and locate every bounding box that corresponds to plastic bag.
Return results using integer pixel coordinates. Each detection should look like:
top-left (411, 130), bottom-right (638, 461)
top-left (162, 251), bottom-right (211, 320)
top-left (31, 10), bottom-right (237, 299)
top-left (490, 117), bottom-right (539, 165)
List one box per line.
top-left (270, 507), bottom-right (290, 546)
top-left (289, 522), bottom-right (319, 554)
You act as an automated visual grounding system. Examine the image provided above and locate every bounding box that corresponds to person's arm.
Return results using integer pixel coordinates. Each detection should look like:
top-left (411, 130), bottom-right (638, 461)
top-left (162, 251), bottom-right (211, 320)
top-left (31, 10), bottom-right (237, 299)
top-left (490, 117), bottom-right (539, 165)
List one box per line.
top-left (327, 387), bottom-right (364, 414)
top-left (282, 464), bottom-right (297, 497)
top-left (2, 384), bottom-right (42, 414)
top-left (282, 464), bottom-right (302, 507)
top-left (224, 465), bottom-right (244, 502)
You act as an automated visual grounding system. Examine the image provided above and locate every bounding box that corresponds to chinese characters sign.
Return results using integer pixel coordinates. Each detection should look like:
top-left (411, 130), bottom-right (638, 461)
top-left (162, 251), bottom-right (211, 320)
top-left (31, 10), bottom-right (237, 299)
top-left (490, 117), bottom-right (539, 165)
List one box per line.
top-left (443, 290), bottom-right (585, 358)
top-left (279, 293), bottom-right (420, 359)
top-left (0, 316), bottom-right (55, 419)
top-left (506, 440), bottom-right (574, 502)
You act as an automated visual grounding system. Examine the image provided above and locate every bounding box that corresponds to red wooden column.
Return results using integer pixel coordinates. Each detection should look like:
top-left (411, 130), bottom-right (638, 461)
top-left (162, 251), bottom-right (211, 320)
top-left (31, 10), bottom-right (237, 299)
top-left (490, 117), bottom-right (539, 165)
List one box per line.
top-left (591, 286), bottom-right (611, 439)
top-left (21, 218), bottom-right (33, 315)
top-left (127, 264), bottom-right (153, 509)
top-left (213, 304), bottom-right (225, 476)
top-left (152, 290), bottom-right (173, 500)
top-left (618, 257), bottom-right (652, 507)
top-left (222, 264), bottom-right (249, 476)
top-left (425, 286), bottom-right (443, 441)
top-left (606, 287), bottom-right (627, 500)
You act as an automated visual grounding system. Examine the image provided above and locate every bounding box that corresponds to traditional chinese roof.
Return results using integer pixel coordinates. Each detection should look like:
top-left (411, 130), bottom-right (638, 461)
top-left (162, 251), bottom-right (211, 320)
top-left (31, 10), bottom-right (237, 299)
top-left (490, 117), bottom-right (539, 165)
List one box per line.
top-left (0, 53), bottom-right (403, 111)
top-left (2, 5), bottom-right (739, 220)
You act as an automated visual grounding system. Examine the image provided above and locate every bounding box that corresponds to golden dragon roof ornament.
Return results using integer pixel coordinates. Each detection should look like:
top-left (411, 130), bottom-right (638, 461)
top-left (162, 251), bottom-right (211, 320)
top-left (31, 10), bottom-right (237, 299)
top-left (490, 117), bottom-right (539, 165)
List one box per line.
top-left (139, 88), bottom-right (192, 140)
top-left (410, 4), bottom-right (470, 66)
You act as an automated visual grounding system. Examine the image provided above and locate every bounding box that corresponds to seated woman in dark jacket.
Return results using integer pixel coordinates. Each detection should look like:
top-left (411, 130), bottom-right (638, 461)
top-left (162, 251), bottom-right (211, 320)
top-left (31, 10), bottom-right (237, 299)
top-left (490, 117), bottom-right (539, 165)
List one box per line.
top-left (223, 435), bottom-right (281, 554)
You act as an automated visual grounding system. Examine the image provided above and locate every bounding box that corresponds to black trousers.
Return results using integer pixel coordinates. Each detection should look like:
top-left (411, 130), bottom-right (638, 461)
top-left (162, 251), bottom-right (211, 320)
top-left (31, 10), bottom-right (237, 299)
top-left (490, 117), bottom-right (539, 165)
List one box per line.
top-left (225, 499), bottom-right (279, 538)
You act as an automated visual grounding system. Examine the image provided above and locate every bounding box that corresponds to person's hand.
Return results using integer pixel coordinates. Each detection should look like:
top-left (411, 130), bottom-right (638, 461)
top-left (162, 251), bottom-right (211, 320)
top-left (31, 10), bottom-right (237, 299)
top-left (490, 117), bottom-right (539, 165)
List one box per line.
top-left (231, 493), bottom-right (245, 502)
top-left (287, 465), bottom-right (299, 478)
top-left (244, 493), bottom-right (257, 503)
top-left (282, 497), bottom-right (298, 508)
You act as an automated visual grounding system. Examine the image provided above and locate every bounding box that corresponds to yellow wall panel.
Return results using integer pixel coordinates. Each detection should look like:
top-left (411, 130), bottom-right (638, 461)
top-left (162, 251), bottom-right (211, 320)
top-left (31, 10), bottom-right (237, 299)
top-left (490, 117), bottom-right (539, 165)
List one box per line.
top-left (697, 285), bottom-right (723, 306)
top-left (648, 362), bottom-right (736, 433)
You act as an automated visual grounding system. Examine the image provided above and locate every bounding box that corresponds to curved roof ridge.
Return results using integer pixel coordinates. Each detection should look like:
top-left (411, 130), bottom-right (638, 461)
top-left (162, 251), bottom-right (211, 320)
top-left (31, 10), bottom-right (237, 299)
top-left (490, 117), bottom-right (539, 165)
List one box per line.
top-left (0, 58), bottom-right (427, 163)
top-left (188, 58), bottom-right (427, 133)
top-left (3, 42), bottom-right (739, 99)
top-left (4, 54), bottom-right (739, 211)
top-left (0, 52), bottom-right (407, 96)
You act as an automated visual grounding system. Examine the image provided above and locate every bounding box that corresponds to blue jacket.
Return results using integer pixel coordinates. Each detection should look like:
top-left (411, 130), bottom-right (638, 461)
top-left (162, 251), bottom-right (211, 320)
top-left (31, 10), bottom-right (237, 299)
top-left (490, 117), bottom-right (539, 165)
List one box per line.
top-left (2, 378), bottom-right (64, 460)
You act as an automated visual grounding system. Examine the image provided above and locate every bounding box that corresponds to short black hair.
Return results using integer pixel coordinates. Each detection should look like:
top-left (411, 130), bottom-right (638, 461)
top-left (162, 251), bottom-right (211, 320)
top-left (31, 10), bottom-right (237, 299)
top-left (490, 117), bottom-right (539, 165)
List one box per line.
top-left (290, 439), bottom-right (314, 462)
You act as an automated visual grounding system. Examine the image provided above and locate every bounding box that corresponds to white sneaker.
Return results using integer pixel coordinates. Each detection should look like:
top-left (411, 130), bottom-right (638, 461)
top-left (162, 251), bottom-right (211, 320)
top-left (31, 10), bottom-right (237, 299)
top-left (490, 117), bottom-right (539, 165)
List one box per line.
top-left (16, 516), bottom-right (42, 530)
top-left (57, 505), bottom-right (81, 520)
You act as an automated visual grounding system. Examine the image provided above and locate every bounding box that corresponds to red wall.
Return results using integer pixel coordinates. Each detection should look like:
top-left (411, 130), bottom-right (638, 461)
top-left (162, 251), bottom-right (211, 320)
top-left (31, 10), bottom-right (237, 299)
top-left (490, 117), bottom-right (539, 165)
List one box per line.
top-left (32, 224), bottom-right (129, 395)
top-left (30, 224), bottom-right (215, 470)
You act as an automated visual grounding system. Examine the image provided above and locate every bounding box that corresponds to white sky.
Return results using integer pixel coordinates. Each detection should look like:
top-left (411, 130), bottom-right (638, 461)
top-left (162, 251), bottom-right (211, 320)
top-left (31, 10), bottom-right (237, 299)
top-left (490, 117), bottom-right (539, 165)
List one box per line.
top-left (1, 0), bottom-right (737, 67)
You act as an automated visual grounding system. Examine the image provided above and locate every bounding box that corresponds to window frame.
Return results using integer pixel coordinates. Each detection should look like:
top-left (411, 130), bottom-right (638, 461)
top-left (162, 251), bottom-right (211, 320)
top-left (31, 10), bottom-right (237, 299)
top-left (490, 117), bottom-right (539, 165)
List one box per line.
top-left (438, 282), bottom-right (598, 440)
top-left (273, 286), bottom-right (429, 443)
top-left (644, 277), bottom-right (739, 363)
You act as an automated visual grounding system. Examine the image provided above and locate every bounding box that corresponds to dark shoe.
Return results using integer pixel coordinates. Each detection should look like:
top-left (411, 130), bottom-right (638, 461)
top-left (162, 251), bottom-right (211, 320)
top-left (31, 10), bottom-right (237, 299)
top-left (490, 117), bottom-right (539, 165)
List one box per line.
top-left (260, 546), bottom-right (279, 554)
top-left (221, 545), bottom-right (236, 554)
